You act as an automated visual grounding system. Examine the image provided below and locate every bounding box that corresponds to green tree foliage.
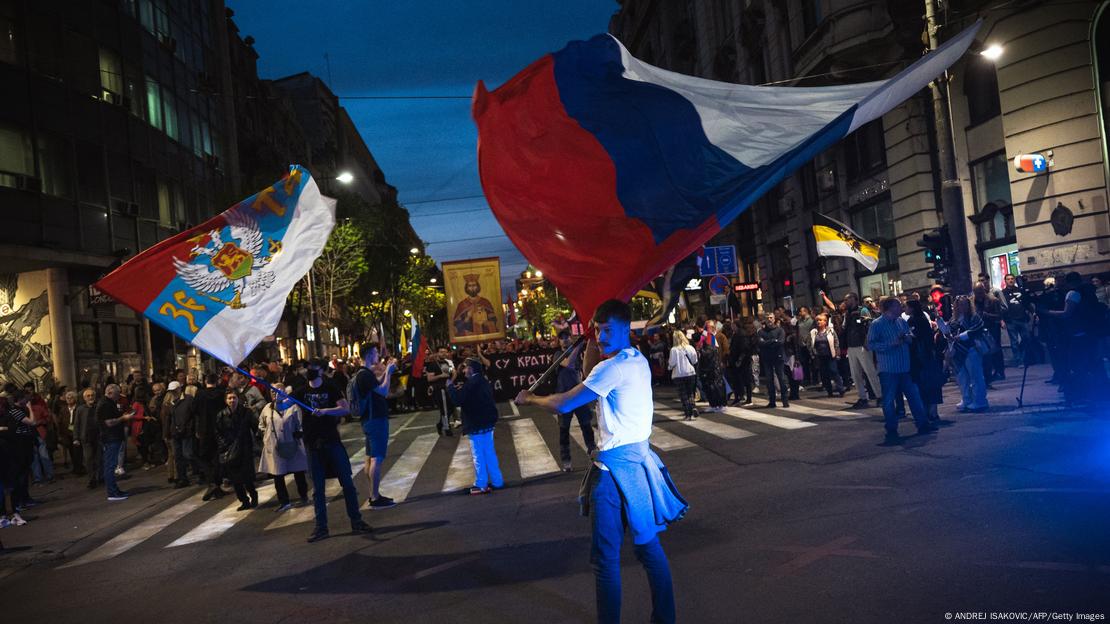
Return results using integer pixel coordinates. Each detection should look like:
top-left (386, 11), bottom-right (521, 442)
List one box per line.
top-left (310, 220), bottom-right (369, 327)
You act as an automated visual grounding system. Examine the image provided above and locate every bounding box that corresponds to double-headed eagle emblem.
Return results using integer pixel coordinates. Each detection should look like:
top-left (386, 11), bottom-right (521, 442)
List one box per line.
top-left (172, 208), bottom-right (281, 309)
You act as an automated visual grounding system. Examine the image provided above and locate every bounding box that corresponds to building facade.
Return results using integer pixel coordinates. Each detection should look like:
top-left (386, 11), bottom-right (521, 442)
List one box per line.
top-left (0, 0), bottom-right (402, 389)
top-left (609, 0), bottom-right (1110, 314)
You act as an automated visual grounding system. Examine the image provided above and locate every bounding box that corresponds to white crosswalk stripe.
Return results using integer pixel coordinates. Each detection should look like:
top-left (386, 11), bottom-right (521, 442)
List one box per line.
top-left (58, 491), bottom-right (208, 568)
top-left (375, 433), bottom-right (439, 503)
top-left (775, 401), bottom-right (871, 420)
top-left (441, 434), bottom-right (475, 493)
top-left (550, 414), bottom-right (590, 452)
top-left (650, 425), bottom-right (697, 451)
top-left (168, 483), bottom-right (278, 547)
top-left (719, 405), bottom-right (817, 430)
top-left (509, 418), bottom-right (561, 478)
top-left (655, 407), bottom-right (756, 440)
top-left (267, 449), bottom-right (367, 531)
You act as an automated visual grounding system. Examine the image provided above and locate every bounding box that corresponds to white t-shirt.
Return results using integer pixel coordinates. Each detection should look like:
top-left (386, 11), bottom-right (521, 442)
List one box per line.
top-left (583, 347), bottom-right (653, 452)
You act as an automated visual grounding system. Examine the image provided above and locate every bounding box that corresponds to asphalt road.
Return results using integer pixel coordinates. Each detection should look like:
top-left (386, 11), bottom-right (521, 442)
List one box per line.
top-left (2, 364), bottom-right (1108, 623)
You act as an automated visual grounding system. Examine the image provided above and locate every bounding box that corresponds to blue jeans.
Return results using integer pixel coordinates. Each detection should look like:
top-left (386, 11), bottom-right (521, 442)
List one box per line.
top-left (469, 429), bottom-right (504, 489)
top-left (102, 440), bottom-right (124, 496)
top-left (591, 470), bottom-right (675, 624)
top-left (1005, 320), bottom-right (1030, 365)
top-left (308, 440), bottom-right (362, 531)
top-left (172, 437), bottom-right (196, 482)
top-left (31, 436), bottom-right (54, 482)
top-left (878, 372), bottom-right (928, 434)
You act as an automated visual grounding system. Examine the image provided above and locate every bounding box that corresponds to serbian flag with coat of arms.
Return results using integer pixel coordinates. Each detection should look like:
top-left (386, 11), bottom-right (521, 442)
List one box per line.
top-left (472, 22), bottom-right (979, 320)
top-left (95, 165), bottom-right (335, 365)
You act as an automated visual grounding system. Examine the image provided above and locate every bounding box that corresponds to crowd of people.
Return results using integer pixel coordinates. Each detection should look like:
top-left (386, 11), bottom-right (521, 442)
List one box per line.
top-left (1, 270), bottom-right (1106, 533)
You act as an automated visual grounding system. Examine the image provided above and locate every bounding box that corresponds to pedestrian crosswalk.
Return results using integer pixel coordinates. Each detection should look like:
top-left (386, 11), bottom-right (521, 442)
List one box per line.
top-left (56, 394), bottom-right (866, 569)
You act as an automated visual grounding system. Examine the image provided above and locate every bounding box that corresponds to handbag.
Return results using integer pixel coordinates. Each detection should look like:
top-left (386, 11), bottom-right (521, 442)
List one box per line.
top-left (270, 414), bottom-right (298, 460)
top-left (792, 361), bottom-right (804, 381)
top-left (219, 438), bottom-right (240, 464)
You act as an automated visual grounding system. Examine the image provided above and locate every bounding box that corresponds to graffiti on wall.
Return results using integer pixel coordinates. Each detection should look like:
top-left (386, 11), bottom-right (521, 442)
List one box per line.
top-left (0, 272), bottom-right (54, 390)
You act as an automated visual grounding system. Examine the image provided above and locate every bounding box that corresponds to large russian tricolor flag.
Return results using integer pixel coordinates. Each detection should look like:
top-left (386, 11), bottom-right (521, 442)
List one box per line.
top-left (95, 165), bottom-right (335, 365)
top-left (473, 22), bottom-right (980, 320)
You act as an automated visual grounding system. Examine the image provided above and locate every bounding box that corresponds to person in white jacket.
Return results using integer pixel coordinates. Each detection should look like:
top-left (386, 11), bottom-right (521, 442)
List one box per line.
top-left (258, 386), bottom-right (309, 512)
top-left (809, 314), bottom-right (845, 397)
top-left (668, 331), bottom-right (699, 420)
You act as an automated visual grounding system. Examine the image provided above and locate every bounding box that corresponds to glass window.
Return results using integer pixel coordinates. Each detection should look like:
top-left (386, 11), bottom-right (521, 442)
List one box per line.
top-left (964, 58), bottom-right (1001, 127)
top-left (74, 322), bottom-right (98, 352)
top-left (76, 142), bottom-right (107, 206)
top-left (850, 198), bottom-right (897, 269)
top-left (99, 323), bottom-right (117, 353)
top-left (98, 48), bottom-right (123, 100)
top-left (172, 182), bottom-right (185, 224)
top-left (0, 11), bottom-right (19, 65)
top-left (157, 179), bottom-right (172, 226)
top-left (845, 120), bottom-right (885, 181)
top-left (138, 0), bottom-right (155, 34)
top-left (971, 152), bottom-right (1011, 208)
top-left (162, 88), bottom-right (178, 140)
top-left (0, 124), bottom-right (34, 178)
top-left (191, 112), bottom-right (204, 157)
top-left (145, 77), bottom-right (162, 130)
top-left (118, 324), bottom-right (140, 353)
top-left (37, 134), bottom-right (73, 198)
top-left (125, 69), bottom-right (145, 119)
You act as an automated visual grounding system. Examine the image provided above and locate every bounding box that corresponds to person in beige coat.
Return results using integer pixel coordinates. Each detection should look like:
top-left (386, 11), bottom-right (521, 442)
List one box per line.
top-left (259, 386), bottom-right (308, 512)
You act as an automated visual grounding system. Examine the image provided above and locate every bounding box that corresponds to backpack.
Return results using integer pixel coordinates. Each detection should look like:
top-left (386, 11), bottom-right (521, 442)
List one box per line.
top-left (346, 368), bottom-right (375, 422)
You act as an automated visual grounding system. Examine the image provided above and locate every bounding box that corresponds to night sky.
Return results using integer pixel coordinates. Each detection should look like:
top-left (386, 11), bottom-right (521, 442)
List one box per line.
top-left (227, 1), bottom-right (618, 295)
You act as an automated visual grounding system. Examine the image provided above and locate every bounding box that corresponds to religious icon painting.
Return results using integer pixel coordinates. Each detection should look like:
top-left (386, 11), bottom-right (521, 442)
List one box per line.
top-left (442, 257), bottom-right (506, 344)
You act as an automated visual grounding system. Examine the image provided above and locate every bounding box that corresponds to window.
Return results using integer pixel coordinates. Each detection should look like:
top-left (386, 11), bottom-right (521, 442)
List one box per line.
top-left (964, 58), bottom-right (1001, 127)
top-left (118, 324), bottom-right (140, 353)
top-left (76, 142), bottom-right (107, 206)
top-left (0, 125), bottom-right (34, 184)
top-left (146, 76), bottom-right (162, 130)
top-left (845, 120), bottom-right (885, 181)
top-left (157, 179), bottom-right (172, 226)
top-left (802, 0), bottom-right (823, 38)
top-left (125, 69), bottom-right (145, 119)
top-left (0, 9), bottom-right (19, 65)
top-left (849, 198), bottom-right (897, 269)
top-left (172, 182), bottom-right (185, 224)
top-left (98, 48), bottom-right (123, 102)
top-left (971, 152), bottom-right (1011, 209)
top-left (162, 87), bottom-right (178, 140)
top-left (799, 162), bottom-right (818, 207)
top-left (191, 111), bottom-right (204, 157)
top-left (74, 322), bottom-right (98, 352)
top-left (37, 134), bottom-right (73, 198)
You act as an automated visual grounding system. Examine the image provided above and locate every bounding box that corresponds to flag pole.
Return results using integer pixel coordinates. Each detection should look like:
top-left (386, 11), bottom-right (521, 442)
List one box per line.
top-left (526, 333), bottom-right (586, 393)
top-left (191, 345), bottom-right (316, 414)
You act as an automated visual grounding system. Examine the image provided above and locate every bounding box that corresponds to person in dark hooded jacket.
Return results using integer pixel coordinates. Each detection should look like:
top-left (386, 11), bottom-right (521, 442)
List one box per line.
top-left (193, 374), bottom-right (227, 501)
top-left (446, 358), bottom-right (503, 495)
top-left (215, 390), bottom-right (258, 511)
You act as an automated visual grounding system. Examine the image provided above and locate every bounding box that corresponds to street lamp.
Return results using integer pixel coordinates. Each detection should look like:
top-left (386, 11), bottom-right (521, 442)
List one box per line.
top-left (409, 247), bottom-right (419, 255)
top-left (371, 290), bottom-right (379, 296)
top-left (430, 277), bottom-right (437, 283)
top-left (335, 171), bottom-right (354, 184)
top-left (535, 270), bottom-right (543, 278)
top-left (980, 44), bottom-right (1003, 61)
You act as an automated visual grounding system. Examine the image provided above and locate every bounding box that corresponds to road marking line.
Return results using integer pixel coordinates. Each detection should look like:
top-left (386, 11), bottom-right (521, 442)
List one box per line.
top-left (408, 554), bottom-right (481, 581)
top-left (766, 536), bottom-right (878, 577)
top-left (441, 435), bottom-right (475, 493)
top-left (267, 450), bottom-right (366, 531)
top-left (168, 483), bottom-right (278, 547)
top-left (510, 418), bottom-right (560, 478)
top-left (374, 433), bottom-right (439, 504)
top-left (650, 425), bottom-right (696, 451)
top-left (58, 491), bottom-right (208, 568)
top-left (655, 407), bottom-right (756, 440)
top-left (721, 406), bottom-right (818, 430)
top-left (509, 401), bottom-right (521, 417)
top-left (778, 402), bottom-right (870, 420)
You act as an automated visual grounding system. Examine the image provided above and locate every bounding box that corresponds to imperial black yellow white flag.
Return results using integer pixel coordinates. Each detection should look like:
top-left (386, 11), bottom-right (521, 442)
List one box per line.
top-left (812, 213), bottom-right (880, 272)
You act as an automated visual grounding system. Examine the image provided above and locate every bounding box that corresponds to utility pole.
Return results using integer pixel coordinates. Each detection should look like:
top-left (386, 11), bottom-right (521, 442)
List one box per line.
top-left (925, 0), bottom-right (972, 294)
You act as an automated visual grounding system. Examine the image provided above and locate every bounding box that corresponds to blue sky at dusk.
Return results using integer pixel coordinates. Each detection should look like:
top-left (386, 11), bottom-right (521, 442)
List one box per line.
top-left (228, 1), bottom-right (618, 295)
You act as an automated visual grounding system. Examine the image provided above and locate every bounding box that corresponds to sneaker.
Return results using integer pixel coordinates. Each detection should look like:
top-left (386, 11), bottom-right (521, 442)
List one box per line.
top-left (881, 433), bottom-right (901, 446)
top-left (10, 513), bottom-right (27, 526)
top-left (917, 423), bottom-right (939, 434)
top-left (107, 493), bottom-right (129, 501)
top-left (114, 467), bottom-right (125, 477)
top-left (562, 459), bottom-right (572, 472)
top-left (297, 497), bottom-right (309, 508)
top-left (850, 399), bottom-right (869, 409)
top-left (468, 486), bottom-right (492, 495)
top-left (369, 496), bottom-right (396, 509)
top-left (275, 502), bottom-right (293, 513)
top-left (236, 502), bottom-right (252, 511)
top-left (350, 521), bottom-right (373, 534)
top-left (307, 528), bottom-right (329, 543)
top-left (0, 516), bottom-right (8, 528)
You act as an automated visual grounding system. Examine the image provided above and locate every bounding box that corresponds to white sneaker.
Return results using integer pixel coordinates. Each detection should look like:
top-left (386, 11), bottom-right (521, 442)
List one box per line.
top-left (114, 467), bottom-right (125, 477)
top-left (10, 513), bottom-right (27, 526)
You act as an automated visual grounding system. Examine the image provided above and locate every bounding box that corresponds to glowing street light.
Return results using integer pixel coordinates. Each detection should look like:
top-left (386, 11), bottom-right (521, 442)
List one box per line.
top-left (980, 44), bottom-right (1003, 61)
top-left (335, 171), bottom-right (354, 184)
top-left (535, 270), bottom-right (543, 278)
top-left (409, 247), bottom-right (419, 255)
top-left (430, 277), bottom-right (437, 283)
top-left (371, 290), bottom-right (379, 296)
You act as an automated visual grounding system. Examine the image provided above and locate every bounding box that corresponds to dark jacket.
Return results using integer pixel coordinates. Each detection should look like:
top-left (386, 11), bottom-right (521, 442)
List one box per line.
top-left (170, 394), bottom-right (196, 438)
top-left (74, 403), bottom-right (98, 445)
top-left (842, 306), bottom-right (872, 348)
top-left (215, 405), bottom-right (256, 484)
top-left (446, 374), bottom-right (499, 435)
top-left (194, 386), bottom-right (226, 458)
top-left (756, 325), bottom-right (785, 361)
top-left (95, 397), bottom-right (126, 443)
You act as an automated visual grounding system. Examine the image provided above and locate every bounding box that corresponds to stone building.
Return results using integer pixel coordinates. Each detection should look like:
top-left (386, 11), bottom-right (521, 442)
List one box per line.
top-left (609, 0), bottom-right (1110, 314)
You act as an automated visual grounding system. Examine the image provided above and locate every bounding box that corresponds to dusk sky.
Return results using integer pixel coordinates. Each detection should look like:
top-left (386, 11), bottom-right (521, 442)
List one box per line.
top-left (227, 1), bottom-right (618, 295)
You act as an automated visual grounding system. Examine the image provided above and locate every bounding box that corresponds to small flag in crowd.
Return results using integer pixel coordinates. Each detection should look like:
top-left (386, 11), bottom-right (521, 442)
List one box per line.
top-left (95, 165), bottom-right (336, 365)
top-left (647, 252), bottom-right (700, 326)
top-left (812, 212), bottom-right (881, 272)
top-left (472, 22), bottom-right (979, 320)
top-left (410, 322), bottom-right (428, 378)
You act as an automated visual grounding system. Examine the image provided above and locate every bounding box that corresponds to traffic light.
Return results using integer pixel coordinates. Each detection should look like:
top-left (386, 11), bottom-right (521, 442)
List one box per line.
top-left (918, 225), bottom-right (953, 286)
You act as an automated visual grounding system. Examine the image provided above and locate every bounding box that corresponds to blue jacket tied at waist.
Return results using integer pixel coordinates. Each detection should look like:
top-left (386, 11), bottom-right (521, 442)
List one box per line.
top-left (596, 441), bottom-right (688, 545)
